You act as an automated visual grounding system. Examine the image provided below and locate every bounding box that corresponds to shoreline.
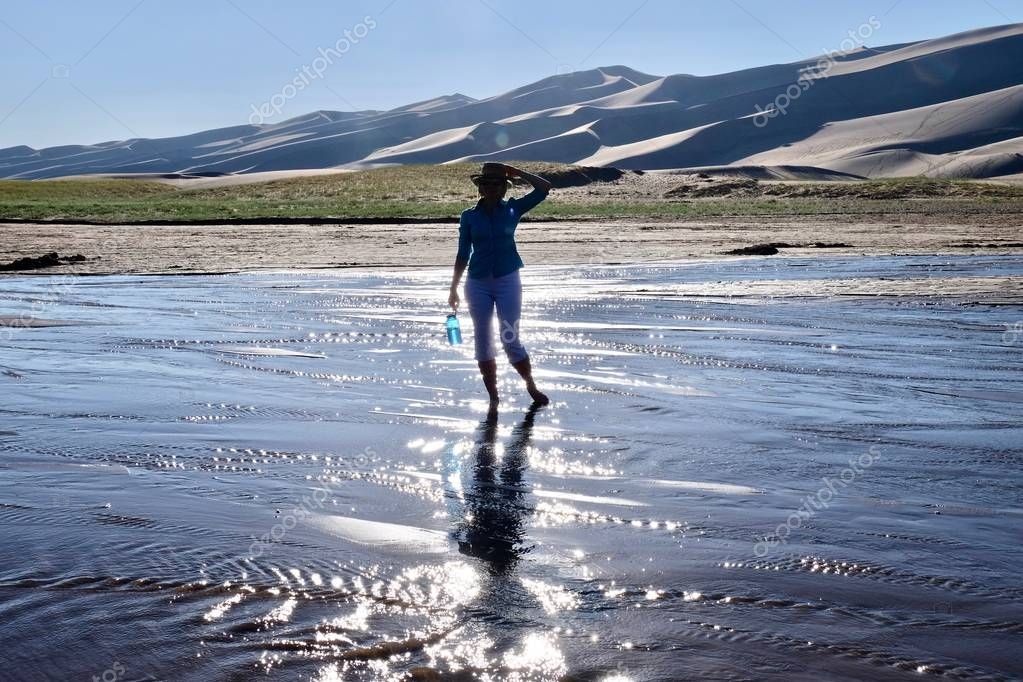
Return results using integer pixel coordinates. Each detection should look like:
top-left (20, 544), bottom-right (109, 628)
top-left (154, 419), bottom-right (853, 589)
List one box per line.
top-left (3, 215), bottom-right (1023, 279)
top-left (2, 249), bottom-right (1023, 278)
top-left (3, 204), bottom-right (1023, 228)
top-left (3, 207), bottom-right (1023, 228)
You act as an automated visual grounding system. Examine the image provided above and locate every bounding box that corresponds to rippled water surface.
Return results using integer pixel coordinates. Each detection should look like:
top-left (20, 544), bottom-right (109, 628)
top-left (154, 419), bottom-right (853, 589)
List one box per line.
top-left (1, 256), bottom-right (1021, 681)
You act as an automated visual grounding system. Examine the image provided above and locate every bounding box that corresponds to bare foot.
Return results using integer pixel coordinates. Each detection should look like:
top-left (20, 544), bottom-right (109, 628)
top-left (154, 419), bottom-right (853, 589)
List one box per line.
top-left (527, 385), bottom-right (549, 406)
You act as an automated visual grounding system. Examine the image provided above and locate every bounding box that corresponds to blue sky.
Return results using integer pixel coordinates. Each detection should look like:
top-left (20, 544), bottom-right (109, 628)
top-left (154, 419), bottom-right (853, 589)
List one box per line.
top-left (0, 0), bottom-right (1018, 148)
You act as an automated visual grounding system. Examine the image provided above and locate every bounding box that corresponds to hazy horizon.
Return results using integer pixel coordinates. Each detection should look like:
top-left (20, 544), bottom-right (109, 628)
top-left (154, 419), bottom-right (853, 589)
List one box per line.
top-left (1, 0), bottom-right (1018, 149)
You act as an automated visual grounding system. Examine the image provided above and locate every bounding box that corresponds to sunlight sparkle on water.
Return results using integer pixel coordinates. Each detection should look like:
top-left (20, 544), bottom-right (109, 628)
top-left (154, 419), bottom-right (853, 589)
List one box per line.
top-left (521, 578), bottom-right (581, 615)
top-left (502, 632), bottom-right (567, 680)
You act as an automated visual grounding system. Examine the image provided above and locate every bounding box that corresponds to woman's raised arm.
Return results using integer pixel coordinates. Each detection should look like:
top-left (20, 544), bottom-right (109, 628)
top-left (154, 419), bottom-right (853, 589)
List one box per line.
top-left (503, 164), bottom-right (552, 193)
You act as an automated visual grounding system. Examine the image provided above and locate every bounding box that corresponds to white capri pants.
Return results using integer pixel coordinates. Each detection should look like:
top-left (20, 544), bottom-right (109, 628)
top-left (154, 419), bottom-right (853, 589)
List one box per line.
top-left (464, 270), bottom-right (528, 363)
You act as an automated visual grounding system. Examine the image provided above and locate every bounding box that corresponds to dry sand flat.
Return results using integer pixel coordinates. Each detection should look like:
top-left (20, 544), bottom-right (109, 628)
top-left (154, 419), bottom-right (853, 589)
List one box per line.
top-left (2, 217), bottom-right (1021, 304)
top-left (3, 25), bottom-right (1023, 181)
top-left (0, 216), bottom-right (1015, 274)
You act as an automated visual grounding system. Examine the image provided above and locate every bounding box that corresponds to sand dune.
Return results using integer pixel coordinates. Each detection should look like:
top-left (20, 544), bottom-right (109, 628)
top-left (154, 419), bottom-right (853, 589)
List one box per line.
top-left (2, 25), bottom-right (1022, 180)
top-left (739, 84), bottom-right (1023, 177)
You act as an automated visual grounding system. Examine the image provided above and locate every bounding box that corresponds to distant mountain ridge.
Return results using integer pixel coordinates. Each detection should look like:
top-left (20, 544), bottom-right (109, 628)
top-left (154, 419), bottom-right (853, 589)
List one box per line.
top-left (2, 24), bottom-right (1023, 180)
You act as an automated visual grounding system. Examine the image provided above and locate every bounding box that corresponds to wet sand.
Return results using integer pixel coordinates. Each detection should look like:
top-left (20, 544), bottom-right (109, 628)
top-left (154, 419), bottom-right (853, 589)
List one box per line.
top-left (1, 255), bottom-right (1021, 680)
top-left (2, 215), bottom-right (1023, 277)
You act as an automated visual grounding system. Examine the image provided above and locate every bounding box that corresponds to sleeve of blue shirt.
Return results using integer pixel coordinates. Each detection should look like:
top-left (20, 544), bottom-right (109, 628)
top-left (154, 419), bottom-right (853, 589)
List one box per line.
top-left (509, 187), bottom-right (549, 216)
top-left (456, 211), bottom-right (472, 263)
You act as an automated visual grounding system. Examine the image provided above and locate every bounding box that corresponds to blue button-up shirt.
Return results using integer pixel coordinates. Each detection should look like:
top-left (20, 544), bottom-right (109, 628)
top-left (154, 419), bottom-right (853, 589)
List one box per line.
top-left (456, 187), bottom-right (549, 279)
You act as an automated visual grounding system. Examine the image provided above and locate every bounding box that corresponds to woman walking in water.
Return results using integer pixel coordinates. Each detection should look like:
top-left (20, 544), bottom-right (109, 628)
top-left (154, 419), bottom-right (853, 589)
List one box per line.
top-left (448, 162), bottom-right (552, 410)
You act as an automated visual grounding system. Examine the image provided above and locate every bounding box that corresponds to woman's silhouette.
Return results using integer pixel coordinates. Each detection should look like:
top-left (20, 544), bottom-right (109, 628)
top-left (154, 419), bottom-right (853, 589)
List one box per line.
top-left (448, 163), bottom-right (552, 410)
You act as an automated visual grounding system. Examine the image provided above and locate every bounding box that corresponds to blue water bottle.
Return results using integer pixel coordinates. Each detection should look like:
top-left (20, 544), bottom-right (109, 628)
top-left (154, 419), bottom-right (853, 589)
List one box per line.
top-left (445, 314), bottom-right (463, 345)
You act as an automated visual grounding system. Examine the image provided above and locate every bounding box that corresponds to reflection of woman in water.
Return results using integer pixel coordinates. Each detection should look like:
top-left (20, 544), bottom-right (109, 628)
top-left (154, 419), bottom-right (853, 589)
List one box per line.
top-left (448, 163), bottom-right (552, 409)
top-left (453, 406), bottom-right (539, 573)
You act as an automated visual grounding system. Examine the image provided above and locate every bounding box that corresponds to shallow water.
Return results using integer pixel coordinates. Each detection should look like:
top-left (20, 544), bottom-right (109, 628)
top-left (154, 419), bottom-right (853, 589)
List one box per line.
top-left (1, 255), bottom-right (1021, 681)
